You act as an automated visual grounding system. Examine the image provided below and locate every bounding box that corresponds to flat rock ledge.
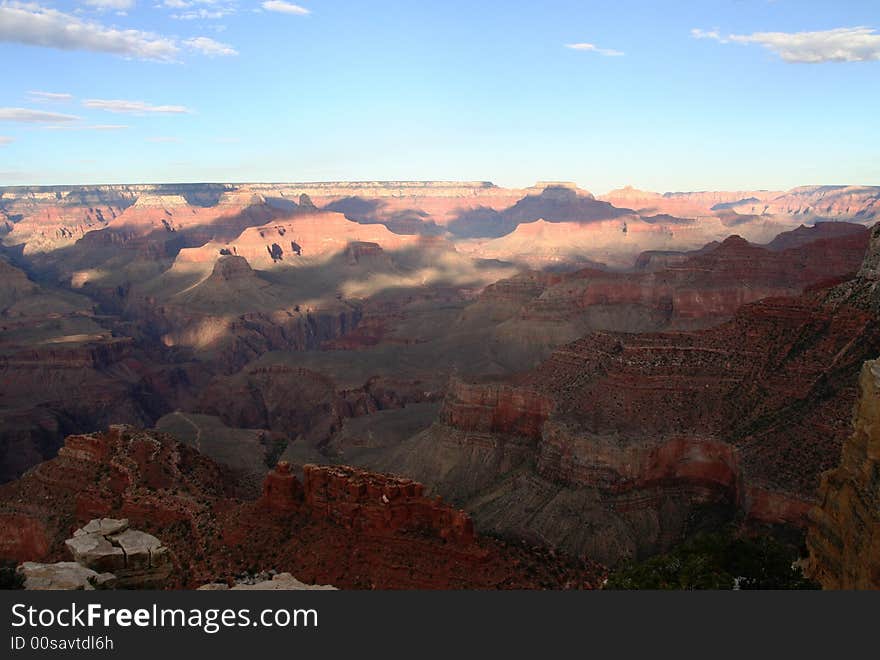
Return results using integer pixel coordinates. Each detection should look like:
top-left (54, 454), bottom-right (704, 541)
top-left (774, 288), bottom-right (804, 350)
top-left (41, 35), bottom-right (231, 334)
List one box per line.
top-left (17, 518), bottom-right (172, 590)
top-left (199, 573), bottom-right (337, 591)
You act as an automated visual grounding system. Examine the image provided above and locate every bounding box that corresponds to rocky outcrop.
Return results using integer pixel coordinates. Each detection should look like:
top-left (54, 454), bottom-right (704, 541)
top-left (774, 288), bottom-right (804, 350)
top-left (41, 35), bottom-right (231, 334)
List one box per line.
top-left (0, 426), bottom-right (605, 589)
top-left (823, 222), bottom-right (880, 315)
top-left (17, 518), bottom-right (171, 589)
top-left (209, 254), bottom-right (255, 281)
top-left (302, 464), bottom-right (475, 545)
top-left (199, 572), bottom-right (336, 590)
top-left (17, 562), bottom-right (117, 590)
top-left (64, 518), bottom-right (172, 588)
top-left (261, 461), bottom-right (303, 512)
top-left (259, 460), bottom-right (476, 547)
top-left (806, 359), bottom-right (880, 589)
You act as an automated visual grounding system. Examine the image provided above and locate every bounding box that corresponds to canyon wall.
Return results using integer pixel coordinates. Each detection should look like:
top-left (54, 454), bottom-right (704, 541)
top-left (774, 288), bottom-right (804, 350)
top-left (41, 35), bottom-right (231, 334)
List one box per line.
top-left (379, 290), bottom-right (880, 565)
top-left (806, 359), bottom-right (880, 589)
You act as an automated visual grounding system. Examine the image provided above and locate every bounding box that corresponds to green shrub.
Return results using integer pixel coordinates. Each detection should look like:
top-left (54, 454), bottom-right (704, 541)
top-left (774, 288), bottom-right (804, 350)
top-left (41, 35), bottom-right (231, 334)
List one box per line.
top-left (606, 529), bottom-right (819, 590)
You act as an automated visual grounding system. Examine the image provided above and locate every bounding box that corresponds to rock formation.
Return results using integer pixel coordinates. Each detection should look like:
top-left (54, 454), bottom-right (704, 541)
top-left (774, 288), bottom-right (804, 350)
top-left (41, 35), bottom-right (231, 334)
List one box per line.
top-left (17, 518), bottom-right (170, 589)
top-left (806, 359), bottom-right (880, 589)
top-left (65, 518), bottom-right (171, 588)
top-left (261, 461), bottom-right (303, 512)
top-left (0, 426), bottom-right (605, 589)
top-left (199, 572), bottom-right (336, 590)
top-left (378, 289), bottom-right (880, 565)
top-left (301, 464), bottom-right (475, 545)
top-left (17, 562), bottom-right (117, 590)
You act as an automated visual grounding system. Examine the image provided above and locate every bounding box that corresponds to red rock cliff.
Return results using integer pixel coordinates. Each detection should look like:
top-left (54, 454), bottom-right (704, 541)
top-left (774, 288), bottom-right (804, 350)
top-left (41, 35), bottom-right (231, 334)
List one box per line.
top-left (301, 464), bottom-right (475, 545)
top-left (440, 377), bottom-right (554, 441)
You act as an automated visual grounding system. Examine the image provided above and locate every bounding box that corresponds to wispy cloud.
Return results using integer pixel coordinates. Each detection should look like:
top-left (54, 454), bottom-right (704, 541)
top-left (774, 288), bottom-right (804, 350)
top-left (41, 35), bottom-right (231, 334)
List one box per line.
top-left (162, 0), bottom-right (239, 21)
top-left (171, 8), bottom-right (235, 21)
top-left (84, 0), bottom-right (136, 9)
top-left (0, 136), bottom-right (13, 145)
top-left (565, 42), bottom-right (624, 57)
top-left (0, 107), bottom-right (81, 122)
top-left (42, 124), bottom-right (128, 130)
top-left (0, 1), bottom-right (238, 61)
top-left (691, 28), bottom-right (723, 42)
top-left (691, 26), bottom-right (880, 63)
top-left (26, 90), bottom-right (73, 103)
top-left (82, 99), bottom-right (191, 114)
top-left (183, 36), bottom-right (237, 56)
top-left (0, 1), bottom-right (179, 61)
top-left (261, 1), bottom-right (310, 16)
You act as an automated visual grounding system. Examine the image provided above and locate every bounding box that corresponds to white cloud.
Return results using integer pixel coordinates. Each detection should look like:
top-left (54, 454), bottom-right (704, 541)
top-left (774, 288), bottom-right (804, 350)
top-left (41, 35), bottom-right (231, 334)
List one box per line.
top-left (0, 107), bottom-right (81, 122)
top-left (0, 1), bottom-right (179, 61)
top-left (0, 136), bottom-right (13, 145)
top-left (692, 26), bottom-right (880, 63)
top-left (163, 0), bottom-right (237, 19)
top-left (172, 9), bottom-right (230, 20)
top-left (184, 36), bottom-right (237, 56)
top-left (161, 0), bottom-right (227, 6)
top-left (565, 42), bottom-right (624, 57)
top-left (0, 2), bottom-right (238, 61)
top-left (261, 1), bottom-right (309, 16)
top-left (84, 0), bottom-right (136, 9)
top-left (42, 124), bottom-right (128, 130)
top-left (83, 99), bottom-right (191, 114)
top-left (26, 90), bottom-right (74, 102)
top-left (691, 28), bottom-right (723, 42)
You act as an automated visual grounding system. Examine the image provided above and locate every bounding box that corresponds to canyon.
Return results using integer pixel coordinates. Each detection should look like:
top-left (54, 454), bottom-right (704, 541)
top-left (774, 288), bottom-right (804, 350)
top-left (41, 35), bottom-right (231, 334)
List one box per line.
top-left (2, 180), bottom-right (880, 588)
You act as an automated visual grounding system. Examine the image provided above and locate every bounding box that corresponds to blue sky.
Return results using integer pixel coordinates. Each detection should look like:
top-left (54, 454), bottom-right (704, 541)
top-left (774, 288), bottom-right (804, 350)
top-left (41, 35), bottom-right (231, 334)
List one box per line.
top-left (0, 0), bottom-right (879, 191)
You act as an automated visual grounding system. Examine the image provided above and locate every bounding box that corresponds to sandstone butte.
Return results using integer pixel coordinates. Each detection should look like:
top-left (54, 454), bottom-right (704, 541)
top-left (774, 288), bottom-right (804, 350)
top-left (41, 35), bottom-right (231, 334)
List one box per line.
top-left (0, 426), bottom-right (605, 589)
